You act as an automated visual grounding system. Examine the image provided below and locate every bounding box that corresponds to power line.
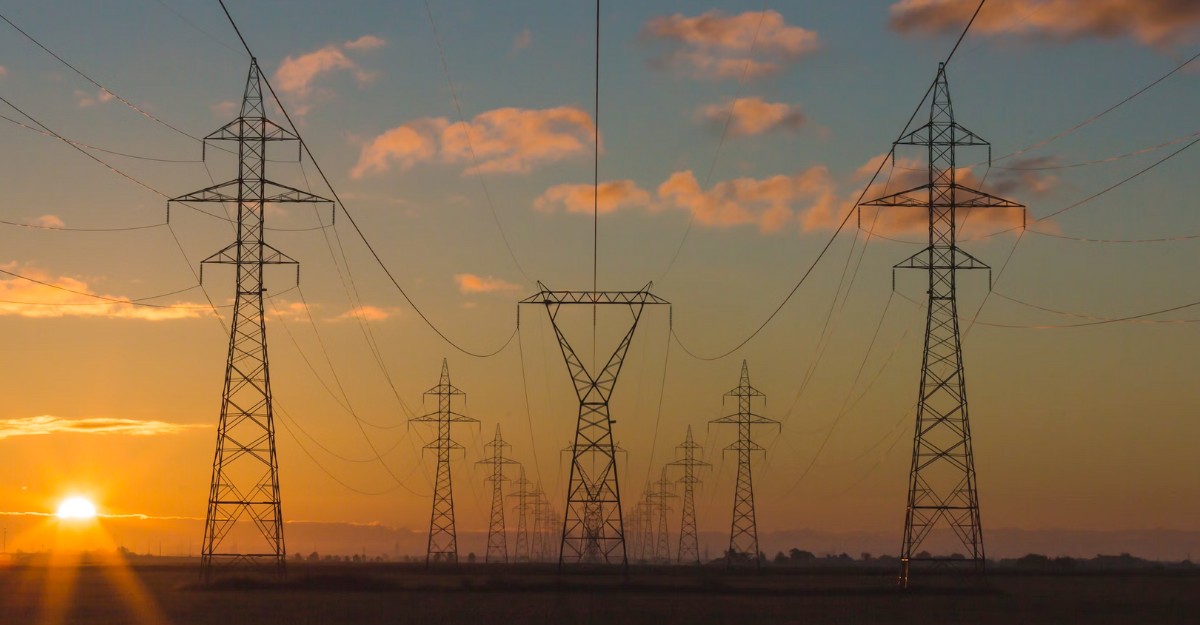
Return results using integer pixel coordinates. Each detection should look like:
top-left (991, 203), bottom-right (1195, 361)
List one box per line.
top-left (217, 0), bottom-right (518, 359)
top-left (0, 113), bottom-right (201, 163)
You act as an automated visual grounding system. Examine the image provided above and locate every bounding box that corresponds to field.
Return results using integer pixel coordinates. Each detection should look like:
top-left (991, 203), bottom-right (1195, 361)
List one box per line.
top-left (1, 561), bottom-right (1197, 625)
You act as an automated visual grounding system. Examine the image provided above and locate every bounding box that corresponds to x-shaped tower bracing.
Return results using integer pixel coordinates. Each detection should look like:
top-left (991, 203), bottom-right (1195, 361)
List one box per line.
top-left (862, 63), bottom-right (1023, 588)
top-left (666, 425), bottom-right (710, 565)
top-left (477, 425), bottom-right (520, 563)
top-left (520, 282), bottom-right (668, 566)
top-left (171, 58), bottom-right (332, 582)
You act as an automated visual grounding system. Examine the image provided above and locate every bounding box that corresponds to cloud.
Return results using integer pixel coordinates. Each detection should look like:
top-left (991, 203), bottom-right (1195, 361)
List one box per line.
top-left (658, 168), bottom-right (837, 233)
top-left (454, 273), bottom-right (521, 294)
top-left (0, 265), bottom-right (206, 321)
top-left (641, 10), bottom-right (820, 80)
top-left (513, 29), bottom-right (532, 51)
top-left (0, 66), bottom-right (7, 78)
top-left (75, 88), bottom-right (114, 108)
top-left (344, 35), bottom-right (387, 51)
top-left (696, 97), bottom-right (805, 137)
top-left (534, 180), bottom-right (651, 215)
top-left (31, 215), bottom-right (65, 229)
top-left (267, 300), bottom-right (309, 321)
top-left (333, 305), bottom-right (399, 322)
top-left (274, 35), bottom-right (385, 114)
top-left (351, 106), bottom-right (595, 178)
top-left (889, 0), bottom-right (1200, 48)
top-left (0, 415), bottom-right (205, 439)
top-left (209, 100), bottom-right (238, 117)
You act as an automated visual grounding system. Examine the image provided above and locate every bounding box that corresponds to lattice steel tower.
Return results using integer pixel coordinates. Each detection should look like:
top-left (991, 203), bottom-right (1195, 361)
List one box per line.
top-left (711, 361), bottom-right (777, 567)
top-left (862, 63), bottom-right (1023, 588)
top-left (172, 58), bottom-right (331, 581)
top-left (520, 284), bottom-right (668, 566)
top-left (667, 426), bottom-right (710, 565)
top-left (411, 359), bottom-right (477, 564)
top-left (508, 466), bottom-right (535, 562)
top-left (649, 467), bottom-right (677, 564)
top-left (477, 425), bottom-right (519, 563)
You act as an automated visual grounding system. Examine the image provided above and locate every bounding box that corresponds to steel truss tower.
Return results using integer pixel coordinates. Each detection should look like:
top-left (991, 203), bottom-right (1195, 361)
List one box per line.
top-left (711, 361), bottom-right (777, 567)
top-left (649, 468), bottom-right (677, 564)
top-left (508, 467), bottom-right (535, 562)
top-left (667, 426), bottom-right (710, 565)
top-left (411, 359), bottom-right (478, 564)
top-left (172, 58), bottom-right (331, 581)
top-left (862, 63), bottom-right (1023, 588)
top-left (521, 283), bottom-right (668, 566)
top-left (477, 425), bottom-right (519, 563)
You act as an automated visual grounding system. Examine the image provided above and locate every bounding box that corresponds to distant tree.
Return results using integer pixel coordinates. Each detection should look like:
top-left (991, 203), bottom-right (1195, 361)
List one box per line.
top-left (773, 551), bottom-right (788, 564)
top-left (861, 553), bottom-right (872, 562)
top-left (292, 552), bottom-right (302, 560)
top-left (789, 548), bottom-right (815, 562)
top-left (307, 551), bottom-right (320, 562)
top-left (467, 552), bottom-right (477, 563)
top-left (352, 554), bottom-right (362, 563)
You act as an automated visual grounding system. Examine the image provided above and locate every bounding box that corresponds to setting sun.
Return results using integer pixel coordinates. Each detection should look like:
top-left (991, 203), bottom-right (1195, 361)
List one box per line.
top-left (56, 497), bottom-right (97, 520)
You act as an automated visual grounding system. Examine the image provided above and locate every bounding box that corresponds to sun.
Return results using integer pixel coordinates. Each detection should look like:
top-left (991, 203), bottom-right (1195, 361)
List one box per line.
top-left (57, 496), bottom-right (97, 520)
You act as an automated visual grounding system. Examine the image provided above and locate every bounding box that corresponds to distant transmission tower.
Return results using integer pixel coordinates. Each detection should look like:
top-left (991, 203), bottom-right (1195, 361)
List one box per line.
top-left (862, 63), bottom-right (1023, 588)
top-left (649, 467), bottom-right (677, 564)
top-left (172, 58), bottom-right (331, 581)
top-left (667, 426), bottom-right (710, 565)
top-left (508, 467), bottom-right (535, 562)
top-left (477, 425), bottom-right (519, 563)
top-left (411, 359), bottom-right (478, 565)
top-left (521, 283), bottom-right (669, 565)
top-left (710, 361), bottom-right (777, 567)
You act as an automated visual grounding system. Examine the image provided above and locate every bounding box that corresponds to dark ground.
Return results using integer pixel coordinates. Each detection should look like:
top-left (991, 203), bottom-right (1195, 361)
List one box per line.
top-left (0, 561), bottom-right (1197, 625)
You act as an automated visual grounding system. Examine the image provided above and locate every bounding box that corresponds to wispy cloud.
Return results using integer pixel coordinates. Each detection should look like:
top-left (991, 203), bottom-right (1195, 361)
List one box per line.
top-left (696, 97), bottom-right (805, 137)
top-left (0, 264), bottom-right (206, 321)
top-left (351, 106), bottom-right (595, 178)
top-left (274, 35), bottom-right (386, 115)
top-left (332, 305), bottom-right (399, 322)
top-left (75, 88), bottom-right (114, 108)
top-left (641, 10), bottom-right (819, 80)
top-left (534, 180), bottom-right (651, 215)
top-left (512, 28), bottom-right (532, 51)
top-left (890, 0), bottom-right (1200, 48)
top-left (30, 215), bottom-right (65, 229)
top-left (0, 415), bottom-right (206, 439)
top-left (659, 168), bottom-right (837, 233)
top-left (454, 273), bottom-right (521, 295)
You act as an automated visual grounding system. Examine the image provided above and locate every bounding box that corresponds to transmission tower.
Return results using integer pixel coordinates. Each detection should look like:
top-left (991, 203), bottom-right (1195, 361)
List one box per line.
top-left (710, 361), bottom-right (777, 568)
top-left (521, 283), bottom-right (669, 565)
top-left (477, 425), bottom-right (519, 563)
top-left (508, 467), bottom-right (535, 562)
top-left (171, 58), bottom-right (331, 581)
top-left (667, 426), bottom-right (710, 565)
top-left (862, 63), bottom-right (1023, 588)
top-left (410, 359), bottom-right (478, 565)
top-left (649, 467), bottom-right (677, 564)
top-left (530, 486), bottom-right (552, 562)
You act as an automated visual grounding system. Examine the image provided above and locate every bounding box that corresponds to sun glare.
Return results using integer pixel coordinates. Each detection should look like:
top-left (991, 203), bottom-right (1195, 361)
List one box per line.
top-left (57, 496), bottom-right (97, 520)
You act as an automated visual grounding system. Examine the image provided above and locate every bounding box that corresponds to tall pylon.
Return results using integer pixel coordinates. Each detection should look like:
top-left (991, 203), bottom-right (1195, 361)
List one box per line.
top-left (522, 284), bottom-right (668, 566)
top-left (862, 63), bottom-right (1023, 588)
top-left (410, 359), bottom-right (478, 565)
top-left (508, 467), bottom-right (535, 562)
top-left (649, 467), bottom-right (677, 564)
top-left (710, 361), bottom-right (777, 567)
top-left (477, 425), bottom-right (520, 563)
top-left (667, 426), bottom-right (710, 565)
top-left (172, 58), bottom-right (331, 581)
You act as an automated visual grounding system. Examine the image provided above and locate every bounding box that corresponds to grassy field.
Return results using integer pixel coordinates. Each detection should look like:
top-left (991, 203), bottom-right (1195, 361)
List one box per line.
top-left (0, 561), bottom-right (1197, 624)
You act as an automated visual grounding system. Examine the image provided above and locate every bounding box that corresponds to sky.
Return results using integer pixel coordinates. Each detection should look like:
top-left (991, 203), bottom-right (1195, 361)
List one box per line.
top-left (1, 0), bottom-right (1199, 559)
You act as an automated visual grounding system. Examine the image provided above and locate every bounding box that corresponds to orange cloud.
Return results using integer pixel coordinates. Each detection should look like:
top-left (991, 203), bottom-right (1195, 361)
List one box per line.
top-left (75, 88), bottom-right (114, 108)
top-left (641, 10), bottom-right (819, 80)
top-left (0, 266), bottom-right (206, 321)
top-left (657, 168), bottom-right (836, 233)
top-left (333, 305), bottom-right (398, 322)
top-left (32, 215), bottom-right (65, 228)
top-left (454, 273), bottom-right (521, 295)
top-left (513, 29), bottom-right (532, 51)
top-left (696, 97), bottom-right (805, 137)
top-left (351, 106), bottom-right (595, 178)
top-left (0, 415), bottom-right (205, 439)
top-left (890, 0), bottom-right (1200, 48)
top-left (534, 180), bottom-right (651, 215)
top-left (274, 35), bottom-right (385, 114)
